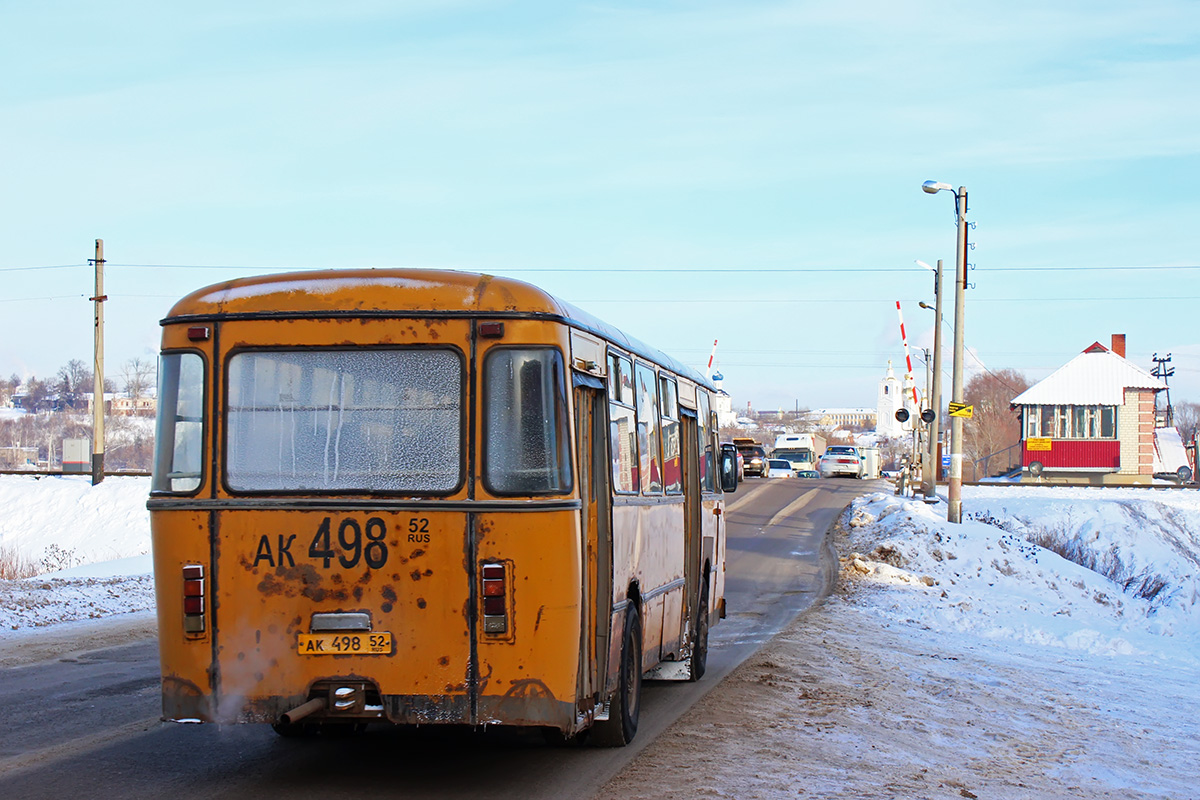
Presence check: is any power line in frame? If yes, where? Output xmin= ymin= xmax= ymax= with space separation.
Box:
xmin=0 ymin=294 xmax=86 ymax=303
xmin=0 ymin=264 xmax=86 ymax=273
xmin=5 ymin=262 xmax=1200 ymax=274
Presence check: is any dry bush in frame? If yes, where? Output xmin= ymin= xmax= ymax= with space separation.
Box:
xmin=0 ymin=542 xmax=37 ymax=580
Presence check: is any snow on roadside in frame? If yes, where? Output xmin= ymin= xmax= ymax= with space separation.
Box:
xmin=599 ymin=486 xmax=1200 ymax=800
xmin=0 ymin=475 xmax=154 ymax=632
xmin=843 ymin=487 xmax=1200 ymax=664
xmin=0 ymin=474 xmax=151 ymax=568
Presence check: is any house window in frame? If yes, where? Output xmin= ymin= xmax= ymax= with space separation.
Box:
xmin=1026 ymin=404 xmax=1117 ymax=440
xmin=1100 ymin=406 xmax=1116 ymax=437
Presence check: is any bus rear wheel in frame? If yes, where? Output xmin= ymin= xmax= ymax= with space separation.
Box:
xmin=688 ymin=581 xmax=709 ymax=682
xmin=591 ymin=606 xmax=642 ymax=747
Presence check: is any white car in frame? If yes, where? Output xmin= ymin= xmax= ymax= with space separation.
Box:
xmin=818 ymin=446 xmax=864 ymax=479
xmin=766 ymin=458 xmax=795 ymax=478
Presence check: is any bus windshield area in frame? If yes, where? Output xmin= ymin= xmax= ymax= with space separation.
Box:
xmin=224 ymin=348 xmax=463 ymax=493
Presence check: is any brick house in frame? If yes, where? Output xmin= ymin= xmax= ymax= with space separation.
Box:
xmin=1010 ymin=334 xmax=1166 ymax=485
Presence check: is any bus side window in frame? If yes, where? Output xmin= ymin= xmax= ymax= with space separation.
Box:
xmin=659 ymin=375 xmax=681 ymax=494
xmin=697 ymin=391 xmax=715 ymax=492
xmin=152 ymin=352 xmax=205 ymax=494
xmin=483 ymin=347 xmax=573 ymax=495
xmin=635 ymin=363 xmax=662 ymax=495
xmin=608 ymin=353 xmax=638 ymax=493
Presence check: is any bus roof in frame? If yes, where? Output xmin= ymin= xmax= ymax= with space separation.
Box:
xmin=163 ymin=268 xmax=716 ymax=391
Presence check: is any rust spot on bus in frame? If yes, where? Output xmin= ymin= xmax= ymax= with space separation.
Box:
xmin=416 ymin=598 xmax=427 ymax=609
xmin=438 ymin=656 xmax=449 ymax=666
xmin=381 ymin=585 xmax=397 ymax=613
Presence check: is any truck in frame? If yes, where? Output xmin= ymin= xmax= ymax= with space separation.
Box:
xmin=771 ymin=433 xmax=826 ymax=473
xmin=731 ymin=437 xmax=769 ymax=477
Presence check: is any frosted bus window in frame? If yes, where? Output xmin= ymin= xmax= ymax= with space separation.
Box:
xmin=153 ymin=352 xmax=205 ymax=494
xmin=225 ymin=349 xmax=463 ymax=493
xmin=483 ymin=348 xmax=572 ymax=495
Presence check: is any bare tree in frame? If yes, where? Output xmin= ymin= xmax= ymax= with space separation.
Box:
xmin=55 ymin=359 xmax=92 ymax=411
xmin=962 ymin=368 xmax=1030 ymax=480
xmin=1174 ymin=400 xmax=1199 ymax=445
xmin=121 ymin=357 xmax=155 ymax=400
xmin=22 ymin=377 xmax=51 ymax=412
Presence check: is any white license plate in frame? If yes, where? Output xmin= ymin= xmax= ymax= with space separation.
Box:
xmin=298 ymin=632 xmax=392 ymax=655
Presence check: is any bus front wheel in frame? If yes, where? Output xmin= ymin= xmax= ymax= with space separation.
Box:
xmin=592 ymin=606 xmax=642 ymax=747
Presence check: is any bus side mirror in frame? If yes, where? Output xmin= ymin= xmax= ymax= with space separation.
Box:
xmin=720 ymin=450 xmax=739 ymax=493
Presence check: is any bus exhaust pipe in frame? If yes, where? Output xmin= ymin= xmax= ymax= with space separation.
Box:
xmin=281 ymin=697 xmax=326 ymax=725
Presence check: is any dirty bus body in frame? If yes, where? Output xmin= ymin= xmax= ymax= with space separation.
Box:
xmin=149 ymin=269 xmax=734 ymax=745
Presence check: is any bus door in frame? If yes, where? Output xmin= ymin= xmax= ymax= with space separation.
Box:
xmin=573 ymin=380 xmax=613 ymax=714
xmin=680 ymin=411 xmax=703 ymax=645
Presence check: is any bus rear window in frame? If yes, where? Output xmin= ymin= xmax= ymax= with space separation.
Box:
xmin=483 ymin=347 xmax=572 ymax=495
xmin=224 ymin=349 xmax=463 ymax=493
xmin=153 ymin=352 xmax=205 ymax=494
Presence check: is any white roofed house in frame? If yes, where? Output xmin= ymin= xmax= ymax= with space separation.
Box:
xmin=1011 ymin=334 xmax=1166 ymax=485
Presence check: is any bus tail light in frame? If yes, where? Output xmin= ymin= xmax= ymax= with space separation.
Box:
xmin=481 ymin=562 xmax=508 ymax=634
xmin=182 ymin=564 xmax=206 ymax=634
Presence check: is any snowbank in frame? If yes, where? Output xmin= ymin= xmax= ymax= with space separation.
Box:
xmin=0 ymin=474 xmax=153 ymax=632
xmin=600 ymin=486 xmax=1200 ymax=800
xmin=844 ymin=488 xmax=1200 ymax=664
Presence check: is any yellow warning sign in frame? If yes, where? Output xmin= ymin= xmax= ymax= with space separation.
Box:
xmin=948 ymin=402 xmax=974 ymax=419
xmin=1027 ymin=437 xmax=1052 ymax=451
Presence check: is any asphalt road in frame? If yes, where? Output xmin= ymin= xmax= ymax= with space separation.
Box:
xmin=0 ymin=478 xmax=877 ymax=800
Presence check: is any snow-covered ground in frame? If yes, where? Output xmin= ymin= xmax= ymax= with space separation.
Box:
xmin=0 ymin=475 xmax=153 ymax=632
xmin=600 ymin=485 xmax=1200 ymax=799
xmin=2 ymin=475 xmax=1200 ymax=796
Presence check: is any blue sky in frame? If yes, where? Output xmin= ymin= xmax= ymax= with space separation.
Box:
xmin=3 ymin=1 xmax=1198 ymax=411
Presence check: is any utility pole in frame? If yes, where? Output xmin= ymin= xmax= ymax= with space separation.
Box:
xmin=924 ymin=260 xmax=944 ymax=503
xmin=1152 ymin=353 xmax=1174 ymax=427
xmin=947 ymin=191 xmax=968 ymax=523
xmin=90 ymin=239 xmax=106 ymax=485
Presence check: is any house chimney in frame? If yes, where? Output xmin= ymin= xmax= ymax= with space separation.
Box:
xmin=1111 ymin=333 xmax=1126 ymax=358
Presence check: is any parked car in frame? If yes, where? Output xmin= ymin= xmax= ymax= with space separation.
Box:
xmin=720 ymin=442 xmax=745 ymax=482
xmin=736 ymin=444 xmax=769 ymax=477
xmin=818 ymin=445 xmax=865 ymax=479
xmin=765 ymin=458 xmax=795 ymax=478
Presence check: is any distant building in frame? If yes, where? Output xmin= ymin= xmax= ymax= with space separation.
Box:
xmin=0 ymin=446 xmax=37 ymax=469
xmin=1010 ymin=334 xmax=1165 ymax=485
xmin=711 ymin=371 xmax=737 ymax=429
xmin=86 ymin=392 xmax=157 ymax=417
xmin=806 ymin=407 xmax=877 ymax=430
xmin=875 ymin=361 xmax=917 ymax=437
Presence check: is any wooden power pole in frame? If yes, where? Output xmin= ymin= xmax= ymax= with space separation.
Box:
xmin=91 ymin=239 xmax=106 ymax=484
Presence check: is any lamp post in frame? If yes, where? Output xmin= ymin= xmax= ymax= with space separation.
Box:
xmin=921 ymin=181 xmax=968 ymax=523
xmin=917 ymin=260 xmax=944 ymax=505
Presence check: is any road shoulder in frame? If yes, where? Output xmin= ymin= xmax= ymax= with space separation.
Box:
xmin=0 ymin=610 xmax=157 ymax=668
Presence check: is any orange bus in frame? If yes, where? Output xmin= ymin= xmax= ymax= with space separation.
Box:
xmin=149 ymin=269 xmax=737 ymax=745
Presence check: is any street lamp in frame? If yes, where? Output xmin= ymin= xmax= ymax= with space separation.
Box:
xmin=916 ymin=260 xmax=944 ymax=506
xmin=921 ymin=181 xmax=968 ymax=523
